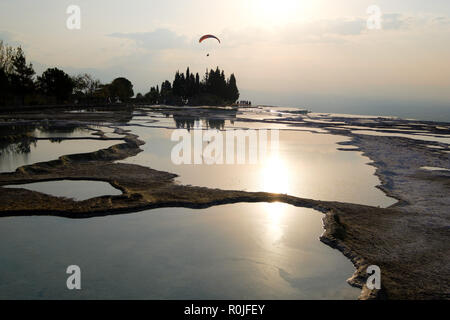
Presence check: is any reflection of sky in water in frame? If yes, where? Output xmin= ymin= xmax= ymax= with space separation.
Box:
xmin=119 ymin=123 xmax=396 ymax=207
xmin=0 ymin=203 xmax=359 ymax=299
xmin=420 ymin=166 xmax=450 ymax=172
xmin=4 ymin=180 xmax=122 ymax=201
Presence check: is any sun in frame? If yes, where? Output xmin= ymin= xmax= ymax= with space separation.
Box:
xmin=251 ymin=0 xmax=307 ymax=26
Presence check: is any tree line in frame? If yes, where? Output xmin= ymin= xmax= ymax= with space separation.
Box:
xmin=0 ymin=40 xmax=240 ymax=107
xmin=0 ymin=41 xmax=134 ymax=106
xmin=138 ymin=67 xmax=240 ymax=106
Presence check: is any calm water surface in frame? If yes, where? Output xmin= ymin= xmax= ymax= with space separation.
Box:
xmin=0 ymin=203 xmax=359 ymax=299
xmin=4 ymin=180 xmax=122 ymax=201
xmin=120 ymin=119 xmax=396 ymax=207
xmin=0 ymin=131 xmax=121 ymax=173
xmin=0 ymin=110 xmax=400 ymax=300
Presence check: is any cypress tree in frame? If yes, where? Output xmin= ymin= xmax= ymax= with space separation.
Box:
xmin=150 ymin=66 xmax=239 ymax=106
xmin=227 ymin=74 xmax=239 ymax=103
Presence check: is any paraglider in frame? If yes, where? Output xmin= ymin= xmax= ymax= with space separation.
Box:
xmin=199 ymin=34 xmax=221 ymax=44
xmin=199 ymin=35 xmax=220 ymax=57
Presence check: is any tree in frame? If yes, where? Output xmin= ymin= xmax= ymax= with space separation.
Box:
xmin=37 ymin=68 xmax=74 ymax=103
xmin=187 ymin=73 xmax=195 ymax=99
xmin=72 ymin=73 xmax=101 ymax=96
xmin=226 ymin=74 xmax=239 ymax=103
xmin=0 ymin=67 xmax=10 ymax=105
xmin=0 ymin=41 xmax=15 ymax=75
xmin=135 ymin=92 xmax=144 ymax=102
xmin=97 ymin=84 xmax=112 ymax=101
xmin=186 ymin=67 xmax=190 ymax=81
xmin=179 ymin=73 xmax=186 ymax=99
xmin=9 ymin=47 xmax=35 ymax=104
xmin=160 ymin=80 xmax=172 ymax=104
xmin=0 ymin=41 xmax=15 ymax=105
xmin=194 ymin=73 xmax=200 ymax=95
xmin=145 ymin=86 xmax=160 ymax=104
xmin=172 ymin=71 xmax=182 ymax=97
xmin=110 ymin=77 xmax=134 ymax=101
xmin=147 ymin=66 xmax=240 ymax=106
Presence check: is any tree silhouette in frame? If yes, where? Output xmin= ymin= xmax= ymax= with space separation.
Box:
xmin=145 ymin=86 xmax=160 ymax=104
xmin=146 ymin=66 xmax=239 ymax=106
xmin=110 ymin=77 xmax=134 ymax=101
xmin=1 ymin=40 xmax=239 ymax=107
xmin=226 ymin=74 xmax=239 ymax=102
xmin=37 ymin=68 xmax=74 ymax=103
xmin=0 ymin=67 xmax=9 ymax=105
xmin=194 ymin=73 xmax=200 ymax=95
xmin=72 ymin=73 xmax=102 ymax=96
xmin=9 ymin=47 xmax=35 ymax=104
xmin=0 ymin=41 xmax=15 ymax=74
xmin=135 ymin=93 xmax=145 ymax=102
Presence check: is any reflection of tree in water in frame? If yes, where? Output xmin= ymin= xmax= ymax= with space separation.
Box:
xmin=39 ymin=124 xmax=79 ymax=135
xmin=165 ymin=108 xmax=237 ymax=131
xmin=173 ymin=116 xmax=198 ymax=131
xmin=172 ymin=117 xmax=227 ymax=131
xmin=0 ymin=122 xmax=86 ymax=156
xmin=0 ymin=124 xmax=35 ymax=137
xmin=0 ymin=138 xmax=37 ymax=156
xmin=0 ymin=124 xmax=37 ymax=156
xmin=205 ymin=119 xmax=225 ymax=130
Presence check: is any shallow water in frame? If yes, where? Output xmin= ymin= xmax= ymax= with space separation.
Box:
xmin=420 ymin=166 xmax=450 ymax=172
xmin=4 ymin=180 xmax=122 ymax=201
xmin=120 ymin=122 xmax=396 ymax=207
xmin=0 ymin=203 xmax=359 ymax=299
xmin=31 ymin=127 xmax=96 ymax=138
xmin=0 ymin=110 xmax=399 ymax=300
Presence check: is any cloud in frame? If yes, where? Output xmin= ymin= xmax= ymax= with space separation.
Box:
xmin=108 ymin=28 xmax=189 ymax=50
xmin=218 ymin=26 xmax=270 ymax=47
xmin=273 ymin=13 xmax=450 ymax=45
xmin=382 ymin=13 xmax=408 ymax=30
xmin=300 ymin=14 xmax=410 ymax=37
xmin=381 ymin=13 xmax=450 ymax=31
xmin=106 ymin=13 xmax=450 ymax=52
xmin=431 ymin=16 xmax=450 ymax=26
xmin=321 ymin=18 xmax=366 ymax=35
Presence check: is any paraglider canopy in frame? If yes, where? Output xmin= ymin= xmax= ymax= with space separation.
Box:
xmin=199 ymin=34 xmax=221 ymax=43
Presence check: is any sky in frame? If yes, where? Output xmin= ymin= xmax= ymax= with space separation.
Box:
xmin=1 ymin=0 xmax=450 ymax=120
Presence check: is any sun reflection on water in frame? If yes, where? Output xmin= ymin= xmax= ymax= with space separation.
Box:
xmin=259 ymin=152 xmax=291 ymax=247
xmin=262 ymin=155 xmax=290 ymax=195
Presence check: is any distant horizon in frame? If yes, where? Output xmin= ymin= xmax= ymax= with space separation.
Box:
xmin=247 ymin=96 xmax=450 ymax=122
